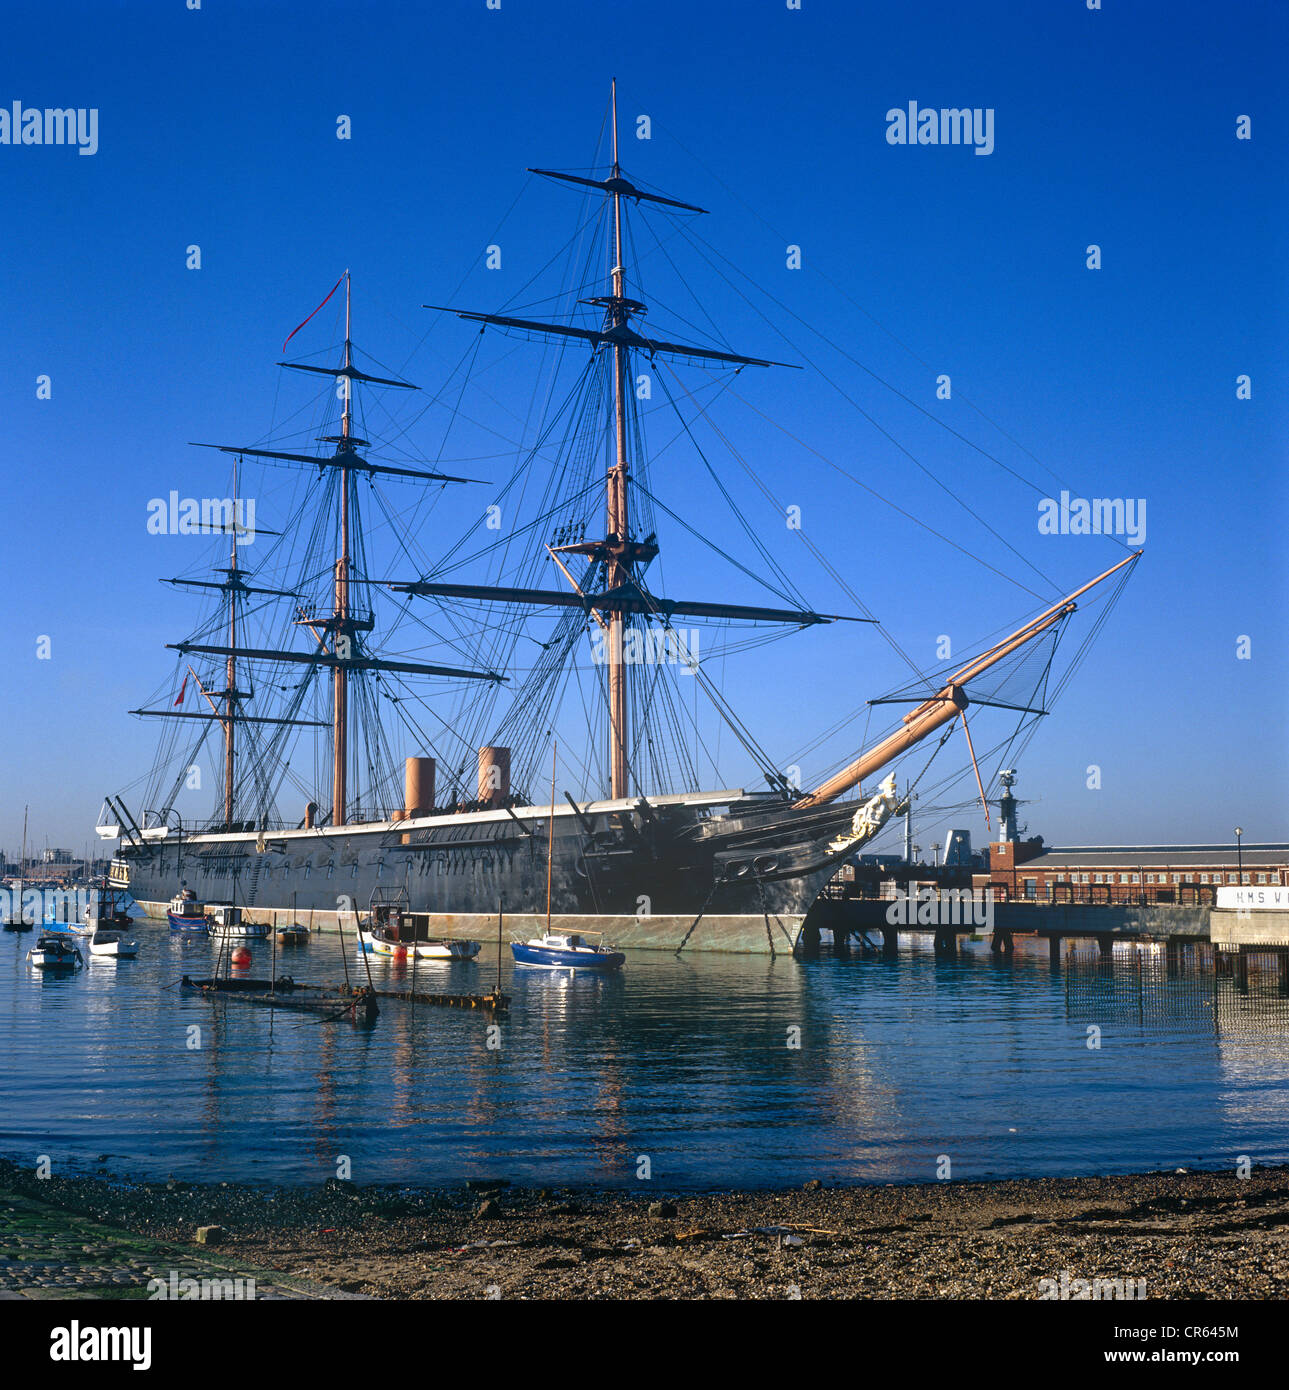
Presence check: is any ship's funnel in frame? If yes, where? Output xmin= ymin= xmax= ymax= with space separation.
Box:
xmin=404 ymin=756 xmax=436 ymax=819
xmin=477 ymin=746 xmax=510 ymax=808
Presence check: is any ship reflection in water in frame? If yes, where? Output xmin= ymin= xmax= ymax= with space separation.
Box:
xmin=1 ymin=930 xmax=1286 ymax=1189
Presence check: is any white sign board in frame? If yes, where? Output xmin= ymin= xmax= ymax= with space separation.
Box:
xmin=1217 ymin=886 xmax=1289 ymax=911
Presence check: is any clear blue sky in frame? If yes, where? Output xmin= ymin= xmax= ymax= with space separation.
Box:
xmin=2 ymin=0 xmax=1285 ymax=859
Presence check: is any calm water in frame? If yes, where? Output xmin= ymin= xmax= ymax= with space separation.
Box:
xmin=2 ymin=926 xmax=1287 ymax=1189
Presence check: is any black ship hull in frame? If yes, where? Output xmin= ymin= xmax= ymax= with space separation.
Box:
xmin=114 ymin=790 xmax=868 ymax=954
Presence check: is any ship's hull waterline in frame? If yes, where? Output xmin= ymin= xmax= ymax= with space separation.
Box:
xmin=114 ymin=790 xmax=863 ymax=955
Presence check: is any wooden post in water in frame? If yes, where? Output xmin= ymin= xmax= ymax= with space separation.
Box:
xmin=357 ymin=903 xmax=377 ymax=994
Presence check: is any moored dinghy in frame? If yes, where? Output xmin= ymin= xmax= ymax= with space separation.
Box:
xmin=275 ymin=894 xmax=309 ymax=946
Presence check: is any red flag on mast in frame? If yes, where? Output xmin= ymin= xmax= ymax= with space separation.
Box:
xmin=282 ymin=270 xmax=347 ymax=353
xmin=174 ymin=675 xmax=188 ymax=707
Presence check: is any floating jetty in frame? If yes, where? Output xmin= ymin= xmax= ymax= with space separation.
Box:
xmin=180 ymin=973 xmax=510 ymax=1019
xmin=365 ymin=983 xmax=510 ymax=1012
xmin=181 ymin=975 xmax=378 ymax=1024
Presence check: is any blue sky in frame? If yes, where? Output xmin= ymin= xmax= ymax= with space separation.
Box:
xmin=2 ymin=0 xmax=1285 ymax=858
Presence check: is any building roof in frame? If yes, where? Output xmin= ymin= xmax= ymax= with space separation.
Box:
xmin=1019 ymin=844 xmax=1288 ymax=870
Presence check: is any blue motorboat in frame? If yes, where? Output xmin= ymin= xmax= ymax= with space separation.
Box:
xmin=510 ymin=931 xmax=625 ymax=972
xmin=166 ymin=890 xmax=210 ymax=933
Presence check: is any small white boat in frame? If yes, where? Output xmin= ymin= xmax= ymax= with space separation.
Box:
xmin=207 ymin=905 xmax=271 ymax=940
xmin=27 ymin=934 xmax=84 ymax=970
xmin=88 ymin=927 xmax=138 ymax=959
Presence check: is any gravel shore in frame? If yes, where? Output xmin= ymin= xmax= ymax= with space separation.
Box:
xmin=2 ymin=1159 xmax=1285 ymax=1300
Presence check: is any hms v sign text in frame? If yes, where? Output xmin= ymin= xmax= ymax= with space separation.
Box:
xmin=1217 ymin=887 xmax=1289 ymax=911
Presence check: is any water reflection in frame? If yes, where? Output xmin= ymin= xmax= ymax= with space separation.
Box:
xmin=1 ymin=926 xmax=1287 ymax=1188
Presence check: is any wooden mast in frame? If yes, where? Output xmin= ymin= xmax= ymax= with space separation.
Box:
xmin=607 ymin=79 xmax=630 ymax=800
xmin=333 ymin=270 xmax=352 ymax=828
xmin=793 ymin=551 xmax=1142 ymax=809
xmin=224 ymin=457 xmax=239 ymax=826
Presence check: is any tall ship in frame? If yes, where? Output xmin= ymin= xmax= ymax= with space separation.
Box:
xmin=101 ymin=86 xmax=1140 ymax=953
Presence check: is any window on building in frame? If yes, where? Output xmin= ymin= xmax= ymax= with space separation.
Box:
xmin=1130 ymin=874 xmax=1139 ymax=884
xmin=1256 ymin=873 xmax=1266 ymax=884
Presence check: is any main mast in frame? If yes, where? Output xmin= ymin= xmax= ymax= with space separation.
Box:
xmin=606 ymin=80 xmax=630 ymax=799
xmin=224 ymin=458 xmax=239 ymax=825
xmin=333 ymin=272 xmax=353 ymax=826
xmin=407 ymin=86 xmax=822 ymax=801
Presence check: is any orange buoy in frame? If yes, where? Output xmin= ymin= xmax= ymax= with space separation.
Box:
xmin=231 ymin=946 xmax=252 ymax=968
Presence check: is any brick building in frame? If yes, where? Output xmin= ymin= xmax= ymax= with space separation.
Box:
xmin=976 ymin=840 xmax=1288 ymax=905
